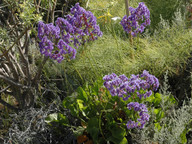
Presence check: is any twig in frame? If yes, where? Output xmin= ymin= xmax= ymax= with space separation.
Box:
xmin=0 ymin=27 xmax=30 ymax=58
xmin=4 ymin=52 xmax=19 ymax=80
xmin=46 ymin=0 xmax=51 ymax=23
xmin=0 ymin=98 xmax=19 ymax=112
xmin=0 ymin=85 xmax=11 ymax=93
xmin=0 ymin=74 xmax=30 ymax=89
xmin=1 ymin=63 xmax=11 ymax=76
xmin=125 ymin=0 xmax=133 ymax=44
xmin=17 ymin=42 xmax=31 ymax=82
xmin=37 ymin=0 xmax=42 ymax=12
xmin=32 ymin=56 xmax=49 ymax=86
xmin=9 ymin=53 xmax=25 ymax=77
xmin=51 ymin=0 xmax=57 ymax=23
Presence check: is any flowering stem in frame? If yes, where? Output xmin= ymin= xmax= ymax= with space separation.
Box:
xmin=125 ymin=0 xmax=133 ymax=45
xmin=32 ymin=56 xmax=49 ymax=86
xmin=136 ymin=35 xmax=139 ymax=50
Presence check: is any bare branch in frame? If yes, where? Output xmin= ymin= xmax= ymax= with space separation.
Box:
xmin=32 ymin=56 xmax=49 ymax=86
xmin=0 ymin=85 xmax=11 ymax=93
xmin=0 ymin=67 xmax=10 ymax=77
xmin=0 ymin=74 xmax=31 ymax=89
xmin=1 ymin=63 xmax=11 ymax=75
xmin=4 ymin=52 xmax=19 ymax=80
xmin=0 ymin=27 xmax=30 ymax=58
xmin=23 ymin=31 xmax=30 ymax=55
xmin=51 ymin=0 xmax=57 ymax=23
xmin=0 ymin=97 xmax=19 ymax=112
xmin=37 ymin=0 xmax=42 ymax=13
xmin=9 ymin=53 xmax=26 ymax=78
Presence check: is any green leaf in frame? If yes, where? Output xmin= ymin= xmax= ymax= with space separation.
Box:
xmin=180 ymin=128 xmax=187 ymax=144
xmin=77 ymin=87 xmax=88 ymax=102
xmin=73 ymin=126 xmax=85 ymax=137
xmin=169 ymin=95 xmax=177 ymax=104
xmin=108 ymin=136 xmax=128 ymax=144
xmin=45 ymin=113 xmax=58 ymax=123
xmin=87 ymin=117 xmax=99 ymax=142
xmin=119 ymin=137 xmax=128 ymax=144
xmin=58 ymin=113 xmax=69 ymax=124
xmin=154 ymin=122 xmax=162 ymax=131
xmin=77 ymin=99 xmax=84 ymax=110
xmin=77 ymin=99 xmax=87 ymax=117
xmin=89 ymin=127 xmax=100 ymax=142
xmin=109 ymin=123 xmax=126 ymax=140
xmin=146 ymin=94 xmax=155 ymax=102
xmin=154 ymin=108 xmax=164 ymax=121
xmin=87 ymin=117 xmax=99 ymax=128
xmin=106 ymin=113 xmax=113 ymax=123
xmin=154 ymin=93 xmax=162 ymax=106
xmin=69 ymin=104 xmax=78 ymax=116
xmin=62 ymin=95 xmax=77 ymax=108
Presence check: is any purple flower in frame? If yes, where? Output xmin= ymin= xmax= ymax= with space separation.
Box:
xmin=103 ymin=70 xmax=159 ymax=100
xmin=120 ymin=2 xmax=150 ymax=37
xmin=66 ymin=3 xmax=103 ymax=43
xmin=38 ymin=3 xmax=102 ymax=63
xmin=126 ymin=102 xmax=150 ymax=129
xmin=126 ymin=120 xmax=138 ymax=129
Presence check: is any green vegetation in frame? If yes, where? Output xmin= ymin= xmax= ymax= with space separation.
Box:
xmin=1 ymin=0 xmax=192 ymax=143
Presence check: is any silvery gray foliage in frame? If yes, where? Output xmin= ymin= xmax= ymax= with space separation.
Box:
xmin=152 ymin=99 xmax=192 ymax=144
xmin=4 ymin=102 xmax=76 ymax=144
xmin=132 ymin=72 xmax=192 ymax=144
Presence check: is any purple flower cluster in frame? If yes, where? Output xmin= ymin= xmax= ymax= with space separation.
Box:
xmin=120 ymin=2 xmax=150 ymax=37
xmin=38 ymin=21 xmax=76 ymax=63
xmin=66 ymin=3 xmax=103 ymax=45
xmin=103 ymin=70 xmax=159 ymax=100
xmin=38 ymin=3 xmax=102 ymax=63
xmin=126 ymin=102 xmax=150 ymax=129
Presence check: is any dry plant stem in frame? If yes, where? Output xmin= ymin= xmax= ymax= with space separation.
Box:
xmin=63 ymin=0 xmax=69 ymax=15
xmin=1 ymin=63 xmax=11 ymax=76
xmin=125 ymin=0 xmax=133 ymax=45
xmin=34 ymin=0 xmax=41 ymax=13
xmin=32 ymin=56 xmax=49 ymax=86
xmin=4 ymin=52 xmax=19 ymax=80
xmin=0 ymin=68 xmax=9 ymax=77
xmin=0 ymin=98 xmax=19 ymax=112
xmin=17 ymin=40 xmax=31 ymax=82
xmin=46 ymin=0 xmax=51 ymax=23
xmin=23 ymin=31 xmax=30 ymax=55
xmin=0 ymin=86 xmax=19 ymax=112
xmin=125 ymin=0 xmax=134 ymax=59
xmin=0 ymin=27 xmax=30 ymax=58
xmin=0 ymin=75 xmax=30 ymax=89
xmin=9 ymin=53 xmax=25 ymax=78
xmin=51 ymin=0 xmax=57 ymax=23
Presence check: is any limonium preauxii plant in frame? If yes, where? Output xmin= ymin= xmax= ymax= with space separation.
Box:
xmin=103 ymin=70 xmax=159 ymax=129
xmin=38 ymin=3 xmax=102 ymax=63
xmin=120 ymin=2 xmax=150 ymax=37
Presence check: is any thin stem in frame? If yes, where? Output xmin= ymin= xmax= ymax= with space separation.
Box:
xmin=125 ymin=0 xmax=133 ymax=44
xmin=0 ymin=27 xmax=30 ymax=58
xmin=51 ymin=0 xmax=57 ymax=23
xmin=32 ymin=56 xmax=49 ymax=86
xmin=0 ymin=90 xmax=19 ymax=112
xmin=0 ymin=75 xmax=31 ymax=89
